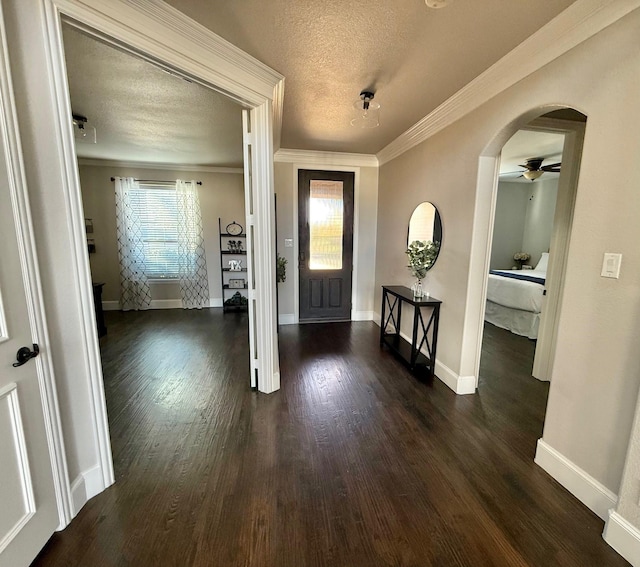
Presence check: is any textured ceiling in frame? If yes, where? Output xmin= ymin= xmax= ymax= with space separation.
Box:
xmin=64 ymin=0 xmax=580 ymax=166
xmin=166 ymin=0 xmax=577 ymax=154
xmin=63 ymin=25 xmax=243 ymax=167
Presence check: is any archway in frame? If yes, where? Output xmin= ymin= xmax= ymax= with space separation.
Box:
xmin=461 ymin=105 xmax=586 ymax=397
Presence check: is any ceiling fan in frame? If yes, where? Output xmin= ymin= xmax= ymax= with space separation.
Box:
xmin=515 ymin=157 xmax=562 ymax=181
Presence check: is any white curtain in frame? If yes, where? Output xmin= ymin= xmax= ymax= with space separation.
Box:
xmin=176 ymin=180 xmax=210 ymax=309
xmin=114 ymin=177 xmax=152 ymax=311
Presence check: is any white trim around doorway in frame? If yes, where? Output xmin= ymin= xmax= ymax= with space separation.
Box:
xmin=35 ymin=0 xmax=283 ymax=522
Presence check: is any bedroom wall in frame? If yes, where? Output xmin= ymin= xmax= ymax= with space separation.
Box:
xmin=78 ymin=162 xmax=245 ymax=307
xmin=522 ymin=177 xmax=558 ymax=267
xmin=490 ymin=181 xmax=528 ymax=269
xmin=490 ymin=177 xmax=558 ymax=270
xmin=374 ymin=6 xmax=640 ymax=513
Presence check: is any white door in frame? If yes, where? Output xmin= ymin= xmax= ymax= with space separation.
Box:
xmin=0 ymin=7 xmax=61 ymax=566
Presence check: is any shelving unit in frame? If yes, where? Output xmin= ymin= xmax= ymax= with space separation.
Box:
xmin=219 ymin=218 xmax=248 ymax=312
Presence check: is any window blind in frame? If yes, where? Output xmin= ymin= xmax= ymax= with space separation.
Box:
xmin=129 ymin=186 xmax=179 ymax=279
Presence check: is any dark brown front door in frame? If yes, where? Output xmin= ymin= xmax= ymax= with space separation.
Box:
xmin=298 ymin=170 xmax=354 ymax=322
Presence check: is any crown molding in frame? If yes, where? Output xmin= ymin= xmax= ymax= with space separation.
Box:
xmin=377 ymin=0 xmax=640 ymax=165
xmin=56 ymin=0 xmax=283 ymax=105
xmin=275 ymin=148 xmax=378 ymax=167
xmin=77 ymin=158 xmax=243 ymax=174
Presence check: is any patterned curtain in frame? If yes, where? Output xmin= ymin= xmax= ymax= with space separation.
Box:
xmin=176 ymin=180 xmax=210 ymax=309
xmin=114 ymin=177 xmax=152 ymax=311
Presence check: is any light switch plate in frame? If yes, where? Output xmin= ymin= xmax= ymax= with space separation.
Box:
xmin=601 ymin=253 xmax=622 ymax=279
xmin=284 ymin=238 xmax=293 ymax=248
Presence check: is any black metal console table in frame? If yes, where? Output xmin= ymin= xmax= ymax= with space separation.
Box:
xmin=380 ymin=285 xmax=441 ymax=377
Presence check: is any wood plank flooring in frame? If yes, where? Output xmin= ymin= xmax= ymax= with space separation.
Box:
xmin=32 ymin=311 xmax=628 ymax=566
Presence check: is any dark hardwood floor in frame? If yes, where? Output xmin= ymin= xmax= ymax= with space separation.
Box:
xmin=32 ymin=311 xmax=628 ymax=567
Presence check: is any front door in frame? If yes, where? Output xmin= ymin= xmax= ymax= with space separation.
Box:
xmin=0 ymin=11 xmax=61 ymax=565
xmin=298 ymin=170 xmax=354 ymax=322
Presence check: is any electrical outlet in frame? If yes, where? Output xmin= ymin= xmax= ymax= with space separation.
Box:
xmin=284 ymin=238 xmax=293 ymax=248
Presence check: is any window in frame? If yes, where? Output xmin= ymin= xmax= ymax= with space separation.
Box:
xmin=308 ymin=179 xmax=344 ymax=270
xmin=129 ymin=185 xmax=180 ymax=279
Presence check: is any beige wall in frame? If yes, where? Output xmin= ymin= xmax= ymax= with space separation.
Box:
xmin=375 ymin=7 xmax=640 ymax=501
xmin=274 ymin=161 xmax=379 ymax=320
xmin=79 ymin=163 xmax=244 ymax=305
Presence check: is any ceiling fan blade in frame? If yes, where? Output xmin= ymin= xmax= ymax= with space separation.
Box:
xmin=541 ymin=162 xmax=562 ymax=172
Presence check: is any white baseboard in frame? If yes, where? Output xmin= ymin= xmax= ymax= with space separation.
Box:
xmin=102 ymin=300 xmax=120 ymax=311
xmin=434 ymin=359 xmax=476 ymax=395
xmin=69 ymin=464 xmax=104 ymax=517
xmin=104 ymin=298 xmax=223 ymax=310
xmin=535 ymin=439 xmax=617 ymax=520
xmin=352 ymin=310 xmax=374 ymax=321
xmin=279 ymin=313 xmax=295 ymax=325
xmin=375 ymin=313 xmax=476 ymax=394
xmin=604 ymin=510 xmax=640 ymax=567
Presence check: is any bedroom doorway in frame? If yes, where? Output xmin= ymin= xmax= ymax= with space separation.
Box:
xmin=479 ymin=109 xmax=586 ymax=393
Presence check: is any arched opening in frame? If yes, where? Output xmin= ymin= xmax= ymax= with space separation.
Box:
xmin=462 ymin=104 xmax=587 ymax=443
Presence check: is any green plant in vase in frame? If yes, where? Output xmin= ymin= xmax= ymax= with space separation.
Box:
xmin=406 ymin=240 xmax=440 ymax=298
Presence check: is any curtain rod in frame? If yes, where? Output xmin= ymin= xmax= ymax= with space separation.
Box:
xmin=110 ymin=177 xmax=202 ymax=185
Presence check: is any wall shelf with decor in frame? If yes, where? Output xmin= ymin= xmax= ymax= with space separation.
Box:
xmin=219 ymin=218 xmax=248 ymax=312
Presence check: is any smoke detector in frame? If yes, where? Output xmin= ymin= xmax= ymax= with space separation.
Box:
xmin=425 ymin=0 xmax=452 ymax=8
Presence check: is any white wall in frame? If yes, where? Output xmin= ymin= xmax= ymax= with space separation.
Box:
xmin=79 ymin=163 xmax=245 ymax=306
xmin=374 ymin=7 xmax=640 ymax=510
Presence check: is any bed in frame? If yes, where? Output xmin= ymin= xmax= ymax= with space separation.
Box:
xmin=484 ymin=253 xmax=548 ymax=339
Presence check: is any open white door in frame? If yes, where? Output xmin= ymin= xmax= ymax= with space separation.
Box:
xmin=0 ymin=5 xmax=64 ymax=565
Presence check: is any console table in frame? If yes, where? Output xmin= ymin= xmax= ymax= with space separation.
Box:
xmin=380 ymin=285 xmax=441 ymax=377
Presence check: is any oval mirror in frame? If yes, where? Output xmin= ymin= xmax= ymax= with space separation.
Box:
xmin=407 ymin=201 xmax=442 ymax=270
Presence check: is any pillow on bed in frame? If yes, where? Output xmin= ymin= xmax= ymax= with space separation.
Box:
xmin=535 ymin=252 xmax=549 ymax=272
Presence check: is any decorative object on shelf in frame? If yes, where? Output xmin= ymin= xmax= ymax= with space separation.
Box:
xmin=513 ymin=251 xmax=530 ymax=269
xmin=229 ymin=278 xmax=245 ymax=289
xmin=406 ymin=239 xmax=440 ymax=297
xmin=225 ymin=221 xmax=244 ymax=236
xmin=351 ymin=90 xmax=380 ymax=129
xmin=228 ymin=259 xmax=242 ymax=271
xmin=224 ymin=291 xmax=248 ymax=306
xmin=276 ymin=254 xmax=287 ymax=283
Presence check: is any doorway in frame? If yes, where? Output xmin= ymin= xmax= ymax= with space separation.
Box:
xmin=298 ymin=170 xmax=354 ymax=322
xmin=474 ymin=108 xmax=586 ymax=446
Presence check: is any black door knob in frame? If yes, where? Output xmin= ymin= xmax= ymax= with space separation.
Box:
xmin=13 ymin=344 xmax=39 ymax=367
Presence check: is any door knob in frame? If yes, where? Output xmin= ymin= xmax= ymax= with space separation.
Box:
xmin=13 ymin=344 xmax=39 ymax=367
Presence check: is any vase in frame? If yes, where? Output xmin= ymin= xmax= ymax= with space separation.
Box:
xmin=413 ymin=279 xmax=424 ymax=298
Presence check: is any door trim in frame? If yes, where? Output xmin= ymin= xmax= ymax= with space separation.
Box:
xmin=0 ymin=3 xmax=72 ymax=528
xmin=292 ymin=165 xmax=361 ymax=324
xmin=17 ymin=0 xmax=284 ymax=525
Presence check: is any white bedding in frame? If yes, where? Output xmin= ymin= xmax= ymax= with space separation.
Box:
xmin=486 ymin=269 xmax=546 ymax=313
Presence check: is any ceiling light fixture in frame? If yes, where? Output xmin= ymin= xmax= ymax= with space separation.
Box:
xmin=350 ymin=91 xmax=380 ymax=129
xmin=72 ymin=114 xmax=97 ymax=144
xmin=522 ymin=170 xmax=544 ymax=181
xmin=425 ymin=0 xmax=452 ymax=8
